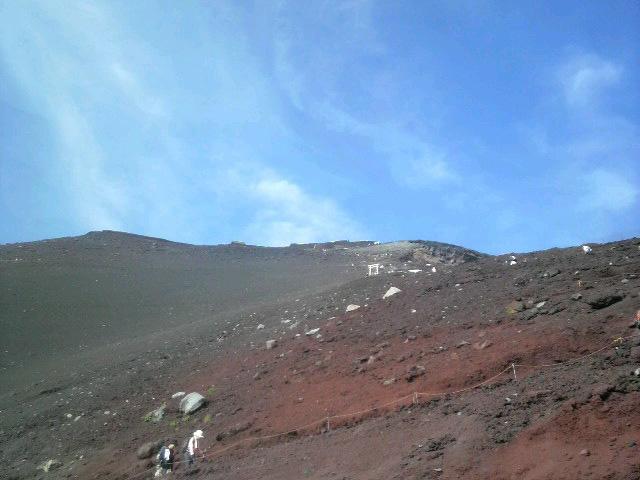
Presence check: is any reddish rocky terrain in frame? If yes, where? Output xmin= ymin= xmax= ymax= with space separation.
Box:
xmin=1 ymin=232 xmax=639 ymax=479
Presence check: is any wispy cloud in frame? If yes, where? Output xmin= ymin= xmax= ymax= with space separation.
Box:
xmin=1 ymin=2 xmax=137 ymax=230
xmin=578 ymin=169 xmax=638 ymax=212
xmin=0 ymin=0 xmax=199 ymax=239
xmin=558 ymin=53 xmax=622 ymax=108
xmin=315 ymin=102 xmax=458 ymax=187
xmin=272 ymin=1 xmax=457 ymax=189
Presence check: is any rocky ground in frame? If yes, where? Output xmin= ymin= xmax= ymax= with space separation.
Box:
xmin=1 ymin=232 xmax=639 ymax=479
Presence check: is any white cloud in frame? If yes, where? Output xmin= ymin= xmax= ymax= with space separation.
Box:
xmin=248 ymin=173 xmax=366 ymax=246
xmin=559 ymin=54 xmax=622 ymax=108
xmin=210 ymin=167 xmax=365 ymax=246
xmin=579 ymin=169 xmax=638 ymax=212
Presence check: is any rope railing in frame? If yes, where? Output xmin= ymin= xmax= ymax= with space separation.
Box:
xmin=124 ymin=331 xmax=640 ymax=479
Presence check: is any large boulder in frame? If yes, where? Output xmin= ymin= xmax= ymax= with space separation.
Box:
xmin=136 ymin=440 xmax=162 ymax=459
xmin=585 ymin=291 xmax=625 ymax=309
xmin=179 ymin=392 xmax=207 ymax=415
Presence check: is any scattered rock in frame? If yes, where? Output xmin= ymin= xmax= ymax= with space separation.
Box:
xmin=172 ymin=391 xmax=186 ymax=398
xmin=145 ymin=404 xmax=165 ymax=423
xmin=38 ymin=459 xmax=62 ymax=472
xmin=346 ymin=304 xmax=360 ymax=312
xmin=382 ymin=378 xmax=396 ymax=386
xmin=456 ymin=340 xmax=470 ymax=348
xmin=520 ymin=308 xmax=539 ymax=321
xmin=585 ymin=291 xmax=625 ymax=309
xmin=535 ymin=301 xmax=547 ymax=308
xmin=179 ymin=392 xmax=207 ymax=415
xmin=634 ymin=368 xmax=640 ymax=377
xmin=629 ymin=347 xmax=640 ymax=361
xmin=543 ymin=269 xmax=561 ymax=278
xmin=406 ymin=365 xmax=426 ymax=382
xmin=215 ymin=420 xmax=253 ymax=441
xmin=621 ymin=278 xmax=629 ymax=284
xmin=137 ymin=440 xmax=162 ymax=459
xmin=256 ymin=324 xmax=265 ymax=330
xmin=265 ymin=339 xmax=277 ymax=349
xmin=579 ymin=448 xmax=590 ymax=456
xmin=506 ymin=301 xmax=525 ymax=314
xmin=305 ymin=328 xmax=320 ymax=336
xmin=571 ymin=293 xmax=582 ymax=301
xmin=472 ymin=340 xmax=492 ymax=350
xmin=383 ymin=287 xmax=402 ymax=299
xmin=591 ymin=383 xmax=613 ymax=401
xmin=424 ymin=434 xmax=456 ymax=452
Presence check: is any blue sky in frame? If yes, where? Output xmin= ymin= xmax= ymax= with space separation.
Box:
xmin=1 ymin=0 xmax=638 ymax=253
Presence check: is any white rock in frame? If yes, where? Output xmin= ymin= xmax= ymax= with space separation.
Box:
xmin=634 ymin=368 xmax=640 ymax=377
xmin=266 ymin=339 xmax=277 ymax=349
xmin=171 ymin=391 xmax=186 ymax=399
xmin=408 ymin=269 xmax=422 ymax=273
xmin=383 ymin=287 xmax=402 ymax=299
xmin=509 ymin=260 xmax=517 ymax=266
xmin=305 ymin=328 xmax=320 ymax=336
xmin=582 ymin=245 xmax=592 ymax=254
xmin=179 ymin=392 xmax=207 ymax=414
xmin=38 ymin=459 xmax=62 ymax=472
xmin=431 ymin=266 xmax=437 ymax=273
xmin=257 ymin=324 xmax=265 ymax=330
xmin=536 ymin=301 xmax=546 ymax=308
xmin=346 ymin=304 xmax=360 ymax=312
xmin=411 ymin=309 xmax=417 ymax=313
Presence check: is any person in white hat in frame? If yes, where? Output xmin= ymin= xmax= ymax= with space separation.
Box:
xmin=185 ymin=430 xmax=204 ymax=468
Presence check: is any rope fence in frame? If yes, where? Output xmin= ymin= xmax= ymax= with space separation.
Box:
xmin=125 ymin=331 xmax=640 ymax=479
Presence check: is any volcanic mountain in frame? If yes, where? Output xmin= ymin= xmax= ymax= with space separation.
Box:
xmin=1 ymin=231 xmax=638 ymax=479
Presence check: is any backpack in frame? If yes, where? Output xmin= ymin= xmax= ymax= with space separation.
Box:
xmin=157 ymin=446 xmax=167 ymax=465
xmin=181 ymin=438 xmax=190 ymax=453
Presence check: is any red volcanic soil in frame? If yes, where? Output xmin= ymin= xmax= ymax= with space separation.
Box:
xmin=1 ymin=233 xmax=640 ymax=479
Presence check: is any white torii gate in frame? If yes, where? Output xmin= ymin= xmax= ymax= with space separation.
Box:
xmin=368 ymin=263 xmax=380 ymax=275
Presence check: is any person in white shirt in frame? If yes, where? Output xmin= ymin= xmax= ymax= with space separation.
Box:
xmin=185 ymin=430 xmax=204 ymax=468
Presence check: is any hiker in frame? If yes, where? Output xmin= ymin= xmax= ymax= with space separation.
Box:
xmin=184 ymin=429 xmax=204 ymax=468
xmin=155 ymin=444 xmax=175 ymax=476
